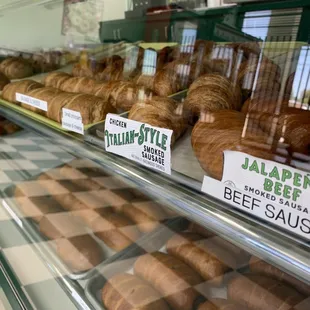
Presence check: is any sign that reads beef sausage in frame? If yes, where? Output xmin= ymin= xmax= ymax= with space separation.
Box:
xmin=104 ymin=114 xmax=172 ymax=175
xmin=202 ymin=151 xmax=310 ymax=240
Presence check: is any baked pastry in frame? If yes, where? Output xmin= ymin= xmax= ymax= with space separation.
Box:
xmin=134 ymin=251 xmax=203 ymax=310
xmin=91 ymin=207 xmax=140 ymax=251
xmin=229 ymin=41 xmax=261 ymax=59
xmin=44 ymin=72 xmax=72 ymax=88
xmin=228 ymin=274 xmax=308 ymax=310
xmin=0 ymin=72 xmax=10 ymax=90
xmin=128 ymin=96 xmax=187 ymax=143
xmin=250 ymin=256 xmax=310 ymax=296
xmin=134 ymin=73 xmax=156 ymax=91
xmin=63 ymin=93 xmax=115 ymax=125
xmin=198 ymin=299 xmax=245 ymax=310
xmin=238 ymin=57 xmax=281 ymax=93
xmin=188 ymin=222 xmax=214 ymax=238
xmin=102 ymin=273 xmax=170 ymax=310
xmin=22 ymin=87 xmax=61 ymax=116
xmin=191 ymin=110 xmax=274 ymax=179
xmin=166 ymin=232 xmax=229 ymax=285
xmin=59 ymin=76 xmax=99 ymax=94
xmin=0 ymin=57 xmax=34 ymax=79
xmin=185 ymin=74 xmax=242 ymax=116
xmin=2 ymin=80 xmax=43 ymax=104
xmin=56 ymin=235 xmax=102 ymax=272
xmin=116 ymin=201 xmax=168 ymax=233
xmin=108 ymin=81 xmax=153 ymax=111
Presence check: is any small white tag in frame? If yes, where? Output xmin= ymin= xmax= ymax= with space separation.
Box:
xmin=202 ymin=176 xmax=310 ymax=241
xmin=62 ymin=108 xmax=83 ymax=122
xmin=61 ymin=108 xmax=84 ymax=135
xmin=62 ymin=119 xmax=84 ymax=135
xmin=105 ymin=113 xmax=172 ymax=175
xmin=16 ymin=93 xmax=47 ymax=112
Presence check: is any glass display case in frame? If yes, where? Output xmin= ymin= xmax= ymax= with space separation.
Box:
xmin=0 ymin=0 xmax=309 ymax=309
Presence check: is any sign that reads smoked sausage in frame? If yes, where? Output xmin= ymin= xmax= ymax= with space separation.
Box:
xmin=104 ymin=114 xmax=172 ymax=175
xmin=202 ymin=151 xmax=310 ymax=240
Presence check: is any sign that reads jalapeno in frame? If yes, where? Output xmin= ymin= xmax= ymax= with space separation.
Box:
xmin=222 ymin=151 xmax=310 ymax=211
xmin=104 ymin=114 xmax=172 ymax=175
xmin=201 ymin=150 xmax=310 ymax=240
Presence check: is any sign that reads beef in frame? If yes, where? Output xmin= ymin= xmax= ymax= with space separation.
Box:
xmin=104 ymin=114 xmax=172 ymax=175
xmin=202 ymin=151 xmax=310 ymax=240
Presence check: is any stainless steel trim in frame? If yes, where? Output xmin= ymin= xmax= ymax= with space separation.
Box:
xmin=0 ymin=105 xmax=309 ymax=286
xmin=0 ymin=263 xmax=29 ymax=310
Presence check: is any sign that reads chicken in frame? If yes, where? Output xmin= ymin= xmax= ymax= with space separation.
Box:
xmin=104 ymin=114 xmax=172 ymax=175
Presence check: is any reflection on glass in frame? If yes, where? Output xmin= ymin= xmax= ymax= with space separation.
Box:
xmin=142 ymin=49 xmax=157 ymax=76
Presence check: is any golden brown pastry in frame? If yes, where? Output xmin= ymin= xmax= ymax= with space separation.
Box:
xmin=166 ymin=232 xmax=229 ymax=285
xmin=134 ymin=73 xmax=155 ymax=91
xmin=134 ymin=251 xmax=203 ymax=310
xmin=56 ymin=235 xmax=102 ymax=272
xmin=185 ymin=74 xmax=242 ymax=116
xmin=116 ymin=201 xmax=168 ymax=233
xmin=2 ymin=80 xmax=43 ymax=104
xmin=15 ymin=195 xmax=64 ymax=223
xmin=260 ymin=110 xmax=310 ymax=155
xmin=153 ymin=69 xmax=180 ymax=97
xmin=92 ymin=80 xmax=119 ymax=101
xmin=108 ymin=81 xmax=152 ymax=111
xmin=128 ymin=96 xmax=187 ymax=144
xmin=249 ymin=256 xmax=310 ymax=296
xmin=198 ymin=299 xmax=246 ymax=310
xmin=72 ymin=59 xmax=107 ymax=78
xmin=95 ymin=57 xmax=124 ymax=82
xmin=44 ymin=72 xmax=72 ymax=88
xmin=191 ymin=110 xmax=274 ymax=180
xmin=22 ymin=87 xmax=62 ymax=116
xmin=63 ymin=93 xmax=115 ymax=125
xmin=0 ymin=57 xmax=34 ymax=79
xmin=58 ymin=165 xmax=101 ymax=191
xmin=237 ymin=58 xmax=281 ymax=93
xmin=0 ymin=72 xmax=10 ymax=90
xmin=228 ymin=274 xmax=307 ymax=310
xmin=188 ymin=222 xmax=214 ymax=238
xmin=91 ymin=207 xmax=140 ymax=251
xmin=59 ymin=76 xmax=99 ymax=94
xmin=102 ymin=273 xmax=171 ymax=310
xmin=0 ymin=119 xmax=20 ymax=134
xmin=47 ymin=92 xmax=77 ymax=122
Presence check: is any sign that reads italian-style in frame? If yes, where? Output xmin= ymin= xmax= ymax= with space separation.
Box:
xmin=104 ymin=114 xmax=172 ymax=175
xmin=202 ymin=151 xmax=310 ymax=240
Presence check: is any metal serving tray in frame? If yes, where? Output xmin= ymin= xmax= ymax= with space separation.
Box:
xmin=2 ymin=166 xmax=182 ymax=281
xmin=85 ymin=219 xmax=253 ymax=310
xmin=85 ymin=217 xmax=190 ymax=310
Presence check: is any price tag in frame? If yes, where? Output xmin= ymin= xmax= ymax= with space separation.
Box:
xmin=61 ymin=108 xmax=84 ymax=135
xmin=202 ymin=151 xmax=310 ymax=240
xmin=105 ymin=114 xmax=172 ymax=175
xmin=16 ymin=93 xmax=47 ymax=112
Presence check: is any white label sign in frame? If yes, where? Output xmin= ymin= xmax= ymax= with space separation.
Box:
xmin=61 ymin=108 xmax=84 ymax=135
xmin=16 ymin=93 xmax=47 ymax=112
xmin=62 ymin=108 xmax=83 ymax=123
xmin=104 ymin=114 xmax=172 ymax=175
xmin=202 ymin=176 xmax=310 ymax=240
xmin=202 ymin=150 xmax=310 ymax=240
xmin=222 ymin=151 xmax=310 ymax=211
